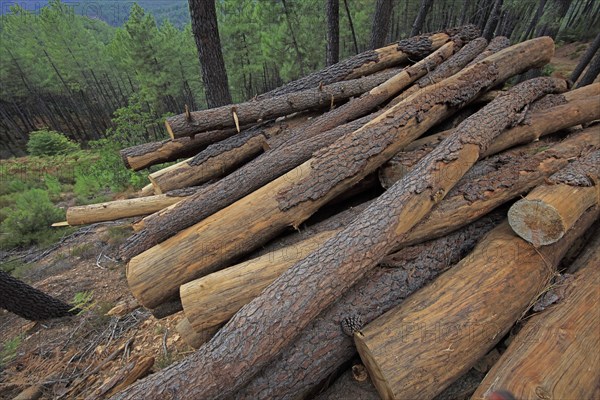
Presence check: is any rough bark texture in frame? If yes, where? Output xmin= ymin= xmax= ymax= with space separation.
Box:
xmin=369 ymin=0 xmax=394 ymax=49
xmin=166 ymin=69 xmax=399 ymax=138
xmin=233 ymin=215 xmax=502 ymax=400
xmin=482 ymin=0 xmax=504 ymax=40
xmin=576 ymin=48 xmax=600 ymax=88
xmin=508 ymin=150 xmax=600 ymax=246
xmin=119 ymin=128 xmax=237 ymax=171
xmin=472 ymin=235 xmax=600 ymax=400
xmin=0 ymin=270 xmax=76 ymax=320
xmin=115 ymin=49 xmax=558 ymax=399
xmin=188 ymin=0 xmax=232 ymax=108
xmin=468 ymin=36 xmax=511 ymax=66
xmin=326 ymin=0 xmax=339 ymax=66
xmin=410 ymin=0 xmax=435 ymax=36
xmin=258 ymin=25 xmax=480 ymax=99
xmin=355 ymin=209 xmax=598 ymax=400
xmin=570 ymin=32 xmax=600 ymax=82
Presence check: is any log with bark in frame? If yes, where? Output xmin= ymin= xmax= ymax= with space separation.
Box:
xmin=87 ymin=356 xmax=154 ymax=400
xmin=354 ymin=208 xmax=598 ymax=400
xmin=467 ymin=36 xmax=511 ymax=65
xmin=379 ymin=87 xmax=600 ymax=187
xmin=175 ymin=318 xmax=219 ymax=350
xmin=115 ymin=74 xmax=561 ymax=400
xmin=180 ymin=129 xmax=597 ymax=334
xmin=126 ymin=40 xmax=559 ymax=312
xmin=165 ymin=69 xmax=400 ymax=138
xmin=472 ymin=232 xmax=600 ymax=400
xmin=258 ymin=25 xmax=480 ymax=99
xmin=508 ymin=149 xmax=600 ymax=246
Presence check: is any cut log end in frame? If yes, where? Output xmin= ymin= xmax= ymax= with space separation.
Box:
xmin=354 ymin=331 xmax=393 ymax=400
xmin=508 ymin=199 xmax=566 ymax=246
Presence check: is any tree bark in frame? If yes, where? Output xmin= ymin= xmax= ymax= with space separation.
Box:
xmin=576 ymin=48 xmax=600 ymax=88
xmin=355 ymin=208 xmax=598 ymax=400
xmin=0 ymin=270 xmax=76 ymax=320
xmin=115 ymin=71 xmax=560 ymax=400
xmin=258 ymin=25 xmax=480 ymax=99
xmin=472 ymin=234 xmax=600 ymax=400
xmin=370 ymin=0 xmax=395 ymax=49
xmin=523 ymin=0 xmax=547 ymax=40
xmin=165 ymin=69 xmax=398 ymax=138
xmin=175 ymin=318 xmax=219 ymax=350
xmin=482 ymin=0 xmax=503 ymax=40
xmin=467 ymin=36 xmax=511 ymax=66
xmin=410 ymin=0 xmax=435 ymax=36
xmin=508 ymin=150 xmax=600 ymax=246
xmin=125 ymin=42 xmax=558 ymax=311
xmin=343 ymin=0 xmax=359 ymax=54
xmin=326 ymin=0 xmax=340 ymax=66
xmin=188 ymin=0 xmax=232 ymax=108
xmin=570 ymin=32 xmax=600 ymax=83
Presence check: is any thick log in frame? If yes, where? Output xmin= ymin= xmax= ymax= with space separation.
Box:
xmin=472 ymin=233 xmax=600 ymax=400
xmin=258 ymin=25 xmax=480 ymax=99
xmin=234 ymin=215 xmax=503 ymax=400
xmin=126 ymin=41 xmax=558 ymax=310
xmin=66 ymin=190 xmax=195 ymax=226
xmin=116 ymin=69 xmax=560 ymax=400
xmin=165 ymin=69 xmax=400 ymax=138
xmin=379 ymin=90 xmax=600 ymax=187
xmin=181 ymin=131 xmax=594 ymax=335
xmin=467 ymin=36 xmax=511 ymax=66
xmin=119 ymin=128 xmax=237 ymax=171
xmin=175 ymin=318 xmax=219 ymax=350
xmin=508 ymin=150 xmax=600 ymax=246
xmin=354 ymin=208 xmax=598 ymax=400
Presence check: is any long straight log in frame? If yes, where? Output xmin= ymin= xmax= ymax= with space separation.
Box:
xmin=467 ymin=36 xmax=511 ymax=66
xmin=379 ymin=90 xmax=600 ymax=187
xmin=508 ymin=150 xmax=600 ymax=246
xmin=122 ymin=45 xmax=458 ymax=257
xmin=258 ymin=25 xmax=479 ymax=99
xmin=180 ymin=130 xmax=597 ymax=335
xmin=472 ymin=232 xmax=600 ymax=400
xmin=165 ymin=69 xmax=400 ymax=138
xmin=355 ymin=209 xmax=598 ymax=400
xmin=125 ymin=40 xmax=559 ymax=311
xmin=116 ymin=71 xmax=561 ymax=400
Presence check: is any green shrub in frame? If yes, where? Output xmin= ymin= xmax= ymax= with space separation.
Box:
xmin=1 ymin=335 xmax=22 ymax=367
xmin=0 ymin=189 xmax=65 ymax=249
xmin=27 ymin=130 xmax=80 ymax=156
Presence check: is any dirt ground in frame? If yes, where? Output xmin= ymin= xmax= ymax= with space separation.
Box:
xmin=0 ymin=40 xmax=597 ymax=400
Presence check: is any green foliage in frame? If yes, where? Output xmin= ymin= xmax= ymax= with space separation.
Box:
xmin=70 ymin=290 xmax=96 ymax=314
xmin=0 ymin=259 xmax=32 ymax=278
xmin=0 ymin=335 xmax=22 ymax=367
xmin=27 ymin=130 xmax=80 ymax=157
xmin=0 ymin=189 xmax=65 ymax=249
xmin=542 ymin=64 xmax=556 ymax=76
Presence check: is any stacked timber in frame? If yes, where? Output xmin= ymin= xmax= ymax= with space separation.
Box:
xmin=60 ymin=27 xmax=600 ymax=400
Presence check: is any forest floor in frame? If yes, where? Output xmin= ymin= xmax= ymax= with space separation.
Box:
xmin=0 ymin=40 xmax=596 ymax=400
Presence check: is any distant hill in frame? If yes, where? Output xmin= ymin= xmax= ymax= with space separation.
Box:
xmin=1 ymin=0 xmax=191 ymax=28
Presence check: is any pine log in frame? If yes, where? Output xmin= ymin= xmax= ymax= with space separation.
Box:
xmin=126 ymin=41 xmax=559 ymax=311
xmin=258 ymin=25 xmax=480 ymax=99
xmin=183 ymin=129 xmax=598 ymax=335
xmin=467 ymin=36 xmax=511 ymax=66
xmin=66 ymin=190 xmax=195 ymax=226
xmin=116 ymin=72 xmax=560 ymax=400
xmin=121 ymin=45 xmax=455 ymax=258
xmin=354 ymin=208 xmax=598 ymax=400
xmin=175 ymin=318 xmax=219 ymax=350
xmin=379 ymin=91 xmax=600 ymax=187
xmin=87 ymin=356 xmax=154 ymax=400
xmin=119 ymin=128 xmax=237 ymax=171
xmin=472 ymin=235 xmax=600 ymax=400
xmin=391 ymin=37 xmax=489 ymax=105
xmin=233 ymin=215 xmax=503 ymax=400
xmin=138 ymin=183 xmax=155 ymax=197
xmin=165 ymin=69 xmax=400 ymax=138
xmin=508 ymin=150 xmax=600 ymax=246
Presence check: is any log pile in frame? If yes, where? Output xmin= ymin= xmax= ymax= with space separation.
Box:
xmin=61 ymin=27 xmax=600 ymax=399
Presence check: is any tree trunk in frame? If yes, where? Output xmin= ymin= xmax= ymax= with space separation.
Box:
xmin=410 ymin=0 xmax=435 ymax=36
xmin=326 ymin=0 xmax=340 ymax=66
xmin=482 ymin=0 xmax=503 ymax=40
xmin=258 ymin=25 xmax=480 ymax=99
xmin=570 ymin=32 xmax=600 ymax=83
xmin=370 ymin=0 xmax=395 ymax=49
xmin=115 ymin=72 xmax=560 ymax=400
xmin=121 ymin=44 xmax=456 ymax=260
xmin=0 ymin=271 xmax=76 ymax=320
xmin=523 ymin=0 xmax=547 ymax=40
xmin=576 ymin=48 xmax=600 ymax=88
xmin=188 ymin=0 xmax=232 ymax=108
xmin=472 ymin=230 xmax=600 ymax=400
xmin=508 ymin=150 xmax=600 ymax=246
xmin=165 ymin=69 xmax=398 ymax=138
xmin=343 ymin=0 xmax=359 ymax=54
xmin=355 ymin=208 xmax=598 ymax=400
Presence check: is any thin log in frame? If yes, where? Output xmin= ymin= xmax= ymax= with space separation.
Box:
xmin=472 ymin=234 xmax=600 ymax=400
xmin=165 ymin=69 xmax=400 ymax=138
xmin=139 ymin=183 xmax=155 ymax=197
xmin=126 ymin=40 xmax=558 ymax=311
xmin=115 ymin=66 xmax=560 ymax=400
xmin=508 ymin=150 xmax=600 ymax=246
xmin=354 ymin=208 xmax=598 ymax=400
xmin=467 ymin=36 xmax=511 ymax=66
xmin=258 ymin=25 xmax=480 ymax=99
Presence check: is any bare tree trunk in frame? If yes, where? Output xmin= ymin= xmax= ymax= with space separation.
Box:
xmin=411 ymin=0 xmax=435 ymax=36
xmin=370 ymin=0 xmax=395 ymax=49
xmin=281 ymin=0 xmax=304 ymax=76
xmin=343 ymin=0 xmax=359 ymax=54
xmin=326 ymin=0 xmax=340 ymax=66
xmin=576 ymin=49 xmax=600 ymax=87
xmin=188 ymin=0 xmax=232 ymax=108
xmin=523 ymin=0 xmax=547 ymax=40
xmin=570 ymin=32 xmax=600 ymax=83
xmin=482 ymin=0 xmax=503 ymax=40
